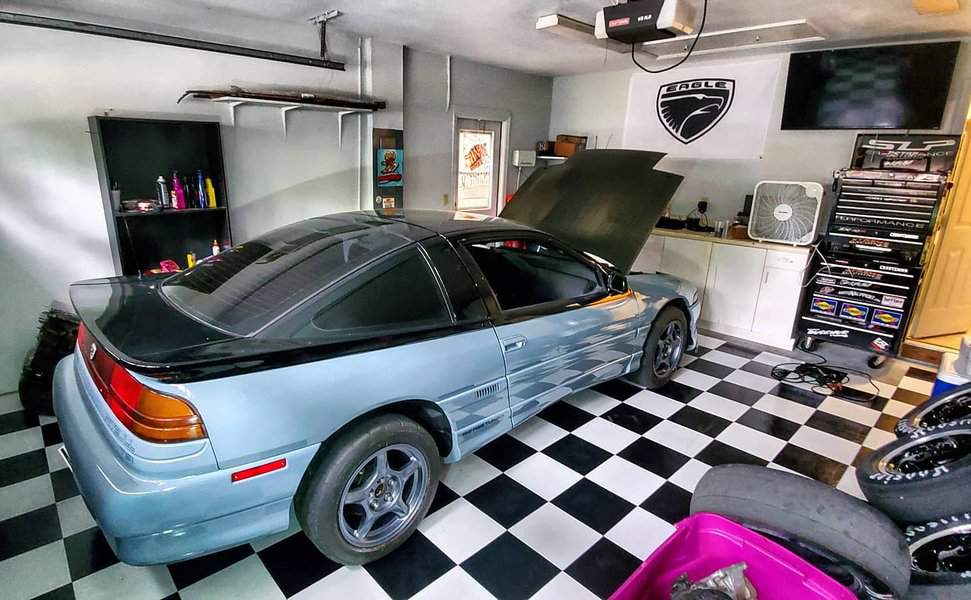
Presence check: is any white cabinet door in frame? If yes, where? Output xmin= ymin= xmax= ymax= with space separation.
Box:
xmin=702 ymin=244 xmax=766 ymax=330
xmin=632 ymin=236 xmax=665 ymax=273
xmin=752 ymin=250 xmax=809 ymax=340
xmin=658 ymin=237 xmax=712 ymax=299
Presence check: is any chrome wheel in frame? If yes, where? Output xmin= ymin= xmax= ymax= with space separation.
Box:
xmin=338 ymin=444 xmax=429 ymax=548
xmin=911 ymin=524 xmax=971 ymax=577
xmin=879 ymin=432 xmax=971 ymax=475
xmin=653 ymin=320 xmax=684 ymax=378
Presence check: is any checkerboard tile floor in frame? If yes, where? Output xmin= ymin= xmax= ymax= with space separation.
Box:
xmin=0 ymin=331 xmax=937 ymax=600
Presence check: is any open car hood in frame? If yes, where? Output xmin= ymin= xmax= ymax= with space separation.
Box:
xmin=500 ymin=150 xmax=682 ymax=274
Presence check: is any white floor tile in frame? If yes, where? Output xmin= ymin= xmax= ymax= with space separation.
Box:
xmin=680 ymin=354 xmax=697 ymax=367
xmin=0 ymin=540 xmax=70 ymax=600
xmin=699 ymin=349 xmax=749 ymax=369
xmin=46 ymin=444 xmax=68 ymax=472
xmin=291 ymin=566 xmax=390 ymax=600
xmin=863 ymin=428 xmax=897 ymax=450
xmin=572 ymin=418 xmax=640 ymax=454
xmin=643 ymin=420 xmax=713 ymax=457
xmin=789 ymin=426 xmax=862 ymax=465
xmin=753 ymin=351 xmax=793 ymax=367
xmin=883 ymin=399 xmax=914 ymax=418
xmin=74 ymin=562 xmax=176 ymax=600
xmin=846 ymin=378 xmax=896 ymax=400
xmin=56 ymin=495 xmax=98 ymax=537
xmin=0 ymin=392 xmax=23 ymax=415
xmin=672 ymin=368 xmax=720 ymax=391
xmin=836 ymin=467 xmax=865 ymax=501
xmin=696 ymin=334 xmax=725 ymax=349
xmin=510 ymin=504 xmax=600 ymax=569
xmin=506 ymin=453 xmax=583 ymax=500
xmin=412 ymin=567 xmax=494 ymax=600
xmin=753 ymin=394 xmax=815 ymax=424
xmin=626 ymin=390 xmax=683 ymax=419
xmin=440 ymin=454 xmax=501 ymax=495
xmin=606 ymin=507 xmax=676 ymax=560
xmin=668 ymin=459 xmax=712 ymax=493
xmin=766 ymin=462 xmax=804 ymax=478
xmin=586 ymin=456 xmax=664 ymax=504
xmin=38 ymin=414 xmax=58 ymax=426
xmin=898 ymin=376 xmax=933 ymax=396
xmin=419 ymin=498 xmax=504 ymax=564
xmin=508 ymin=416 xmax=568 ymax=451
xmin=530 ymin=572 xmax=599 ymax=600
xmin=180 ymin=555 xmax=284 ymax=600
xmin=688 ymin=392 xmax=749 ymax=421
xmin=716 ymin=423 xmax=787 ymax=461
xmin=0 ymin=475 xmax=54 ymax=521
xmin=819 ymin=397 xmax=881 ymax=427
xmin=0 ymin=427 xmax=43 ymax=461
xmin=725 ymin=370 xmax=778 ymax=393
xmin=563 ymin=389 xmax=621 ymax=416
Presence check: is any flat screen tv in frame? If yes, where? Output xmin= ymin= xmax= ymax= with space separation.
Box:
xmin=781 ymin=42 xmax=960 ymax=130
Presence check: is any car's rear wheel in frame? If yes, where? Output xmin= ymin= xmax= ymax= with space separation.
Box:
xmin=296 ymin=413 xmax=440 ymax=565
xmin=635 ymin=305 xmax=687 ymax=389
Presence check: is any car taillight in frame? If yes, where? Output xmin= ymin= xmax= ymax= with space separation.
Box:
xmin=78 ymin=324 xmax=206 ymax=443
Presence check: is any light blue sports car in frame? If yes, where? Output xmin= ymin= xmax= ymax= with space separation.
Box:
xmin=54 ymin=150 xmax=698 ymax=566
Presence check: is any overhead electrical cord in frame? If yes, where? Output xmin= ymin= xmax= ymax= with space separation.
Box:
xmin=631 ymin=0 xmax=709 ymax=74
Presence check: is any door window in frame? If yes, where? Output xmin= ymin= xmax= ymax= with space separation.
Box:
xmin=463 ymin=238 xmax=602 ymax=312
xmin=455 ymin=118 xmax=502 ymax=214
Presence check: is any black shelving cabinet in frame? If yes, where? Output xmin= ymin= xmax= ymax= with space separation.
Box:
xmin=89 ymin=116 xmax=232 ymax=276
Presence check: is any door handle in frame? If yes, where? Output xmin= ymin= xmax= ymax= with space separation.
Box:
xmin=502 ymin=335 xmax=527 ymax=352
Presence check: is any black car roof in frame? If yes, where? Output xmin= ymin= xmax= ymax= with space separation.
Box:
xmin=356 ymin=208 xmax=540 ymax=238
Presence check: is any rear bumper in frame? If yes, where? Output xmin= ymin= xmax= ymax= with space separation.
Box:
xmin=53 ymin=355 xmax=319 ymax=565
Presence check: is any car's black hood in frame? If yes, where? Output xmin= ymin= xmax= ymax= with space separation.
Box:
xmin=500 ymin=150 xmax=683 ymax=274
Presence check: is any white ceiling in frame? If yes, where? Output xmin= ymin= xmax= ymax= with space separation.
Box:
xmin=6 ymin=0 xmax=971 ymax=75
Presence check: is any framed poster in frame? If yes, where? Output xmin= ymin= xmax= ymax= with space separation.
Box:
xmin=456 ymin=129 xmax=495 ymax=210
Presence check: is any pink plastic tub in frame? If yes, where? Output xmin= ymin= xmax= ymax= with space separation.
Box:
xmin=611 ymin=513 xmax=855 ymax=600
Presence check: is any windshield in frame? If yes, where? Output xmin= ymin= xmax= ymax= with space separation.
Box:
xmin=162 ymin=216 xmax=415 ymax=336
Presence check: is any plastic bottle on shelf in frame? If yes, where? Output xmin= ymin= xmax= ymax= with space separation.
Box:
xmin=172 ymin=172 xmax=186 ymax=209
xmin=205 ymin=177 xmax=217 ymax=208
xmin=155 ymin=176 xmax=169 ymax=208
xmin=196 ymin=170 xmax=207 ymax=209
xmin=211 ymin=240 xmax=220 ymax=256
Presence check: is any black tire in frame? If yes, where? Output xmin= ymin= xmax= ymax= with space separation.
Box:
xmin=857 ymin=419 xmax=971 ymax=524
xmin=628 ymin=305 xmax=688 ymax=390
xmin=906 ymin=585 xmax=971 ymax=600
xmin=295 ymin=413 xmax=440 ymax=565
xmin=895 ymin=383 xmax=971 ymax=438
xmin=905 ymin=512 xmax=971 ymax=588
xmin=690 ymin=464 xmax=910 ymax=599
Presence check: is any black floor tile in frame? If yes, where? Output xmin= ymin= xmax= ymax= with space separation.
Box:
xmin=592 ymin=378 xmax=642 ymax=401
xmin=774 ymin=444 xmax=847 ymax=486
xmin=687 ymin=346 xmax=711 ymax=358
xmin=642 ymin=482 xmax=692 ymax=524
xmin=892 ymin=387 xmax=928 ymax=407
xmin=0 ymin=448 xmax=48 ymax=488
xmin=906 ymin=367 xmax=937 ymax=382
xmin=0 ymin=504 xmax=61 ymax=562
xmin=427 ymin=482 xmax=460 ymax=516
xmin=852 ymin=446 xmax=875 ymax=469
xmin=474 ymin=434 xmax=535 ymax=471
xmin=717 ymin=342 xmax=760 ymax=359
xmin=836 ymin=386 xmax=885 ymax=408
xmin=538 ymin=401 xmax=595 ymax=431
xmin=652 ymin=380 xmax=703 ymax=403
xmin=169 ymin=543 xmax=254 ymax=589
xmin=669 ymin=406 xmax=731 ymax=437
xmin=33 ymin=584 xmax=76 ymax=600
xmin=618 ymin=438 xmax=690 ymax=479
xmin=50 ymin=468 xmax=79 ymax=502
xmin=63 ymin=527 xmax=119 ymax=581
xmin=0 ymin=410 xmax=39 ymax=436
xmin=553 ymin=479 xmax=634 ymax=534
xmin=258 ymin=533 xmax=340 ymax=597
xmin=685 ymin=359 xmax=734 ymax=379
xmin=41 ymin=422 xmax=63 ymax=447
xmin=696 ymin=440 xmax=768 ymax=468
xmin=366 ymin=532 xmax=454 ymax=599
xmin=737 ymin=408 xmax=800 ymax=440
xmin=769 ymin=383 xmax=825 ymax=408
xmin=741 ymin=360 xmax=777 ymax=379
xmin=566 ymin=538 xmax=641 ymax=599
xmin=465 ymin=475 xmax=545 ymax=529
xmin=600 ymin=403 xmax=662 ymax=435
xmin=709 ymin=381 xmax=763 ymax=406
xmin=805 ymin=411 xmax=870 ymax=444
xmin=873 ymin=413 xmax=900 ymax=434
xmin=543 ymin=435 xmax=610 ymax=475
xmin=462 ymin=533 xmax=558 ymax=600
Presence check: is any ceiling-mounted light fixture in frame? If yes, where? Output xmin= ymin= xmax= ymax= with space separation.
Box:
xmin=640 ymin=19 xmax=825 ymax=60
xmin=912 ymin=0 xmax=961 ymax=15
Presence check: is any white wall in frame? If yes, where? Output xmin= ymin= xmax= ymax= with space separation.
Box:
xmin=404 ymin=48 xmax=553 ymax=210
xmin=0 ymin=22 xmax=404 ymax=393
xmin=549 ymin=41 xmax=971 ymax=220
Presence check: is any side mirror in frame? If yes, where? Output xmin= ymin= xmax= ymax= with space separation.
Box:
xmin=608 ymin=272 xmax=628 ymax=294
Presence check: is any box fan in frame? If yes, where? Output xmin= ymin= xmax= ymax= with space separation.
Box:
xmin=748 ymin=181 xmax=823 ymax=246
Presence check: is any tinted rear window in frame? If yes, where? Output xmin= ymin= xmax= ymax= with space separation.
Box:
xmin=161 ymin=217 xmax=415 ymax=335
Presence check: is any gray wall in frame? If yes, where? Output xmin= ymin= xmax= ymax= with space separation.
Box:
xmin=549 ymin=41 xmax=971 ymax=220
xmin=404 ymin=48 xmax=554 ymax=210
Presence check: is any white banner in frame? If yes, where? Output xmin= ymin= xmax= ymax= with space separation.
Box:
xmin=623 ymin=57 xmax=782 ymax=159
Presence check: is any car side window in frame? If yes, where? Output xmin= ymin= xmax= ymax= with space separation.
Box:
xmin=421 ymin=238 xmax=488 ymax=323
xmin=293 ymin=247 xmax=451 ymax=341
xmin=462 ymin=237 xmax=602 ymax=312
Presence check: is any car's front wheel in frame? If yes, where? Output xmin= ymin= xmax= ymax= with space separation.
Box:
xmin=635 ymin=305 xmax=688 ymax=389
xmin=296 ymin=413 xmax=440 ymax=565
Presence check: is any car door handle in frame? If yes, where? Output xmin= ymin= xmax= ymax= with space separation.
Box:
xmin=502 ymin=335 xmax=527 ymax=352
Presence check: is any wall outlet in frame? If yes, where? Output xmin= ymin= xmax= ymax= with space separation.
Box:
xmin=442 ymin=193 xmax=449 ymax=207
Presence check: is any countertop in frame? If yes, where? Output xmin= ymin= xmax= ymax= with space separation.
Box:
xmin=651 ymin=227 xmax=812 ymax=254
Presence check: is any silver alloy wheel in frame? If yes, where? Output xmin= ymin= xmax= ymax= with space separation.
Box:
xmin=653 ymin=320 xmax=684 ymax=378
xmin=338 ymin=443 xmax=429 ymax=548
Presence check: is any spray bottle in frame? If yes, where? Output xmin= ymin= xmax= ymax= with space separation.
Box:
xmin=171 ymin=172 xmax=186 ymax=209
xmin=205 ymin=176 xmax=217 ymax=208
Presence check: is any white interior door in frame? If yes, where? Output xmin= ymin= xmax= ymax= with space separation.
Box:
xmin=454 ymin=117 xmax=502 ymax=216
